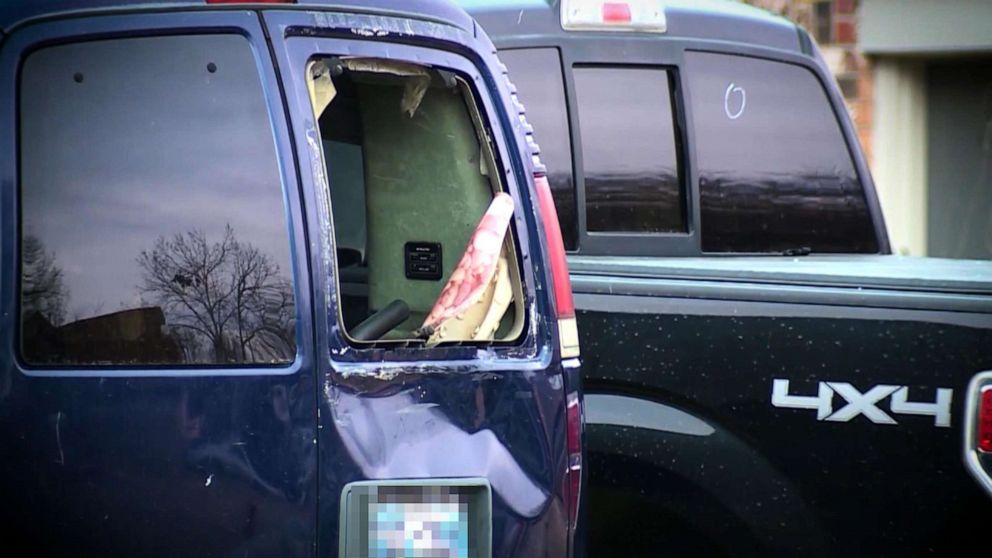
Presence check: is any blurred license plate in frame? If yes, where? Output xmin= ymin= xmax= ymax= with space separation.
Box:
xmin=339 ymin=479 xmax=492 ymax=558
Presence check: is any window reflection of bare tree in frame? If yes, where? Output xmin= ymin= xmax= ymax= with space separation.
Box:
xmin=20 ymin=234 xmax=72 ymax=363
xmin=137 ymin=225 xmax=295 ymax=364
xmin=22 ymin=234 xmax=69 ymax=326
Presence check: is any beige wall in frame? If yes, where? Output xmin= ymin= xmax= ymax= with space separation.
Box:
xmin=870 ymin=58 xmax=927 ymax=256
xmin=861 ymin=0 xmax=992 ymax=55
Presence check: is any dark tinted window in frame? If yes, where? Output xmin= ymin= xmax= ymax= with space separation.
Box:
xmin=574 ymin=67 xmax=684 ymax=233
xmin=499 ymin=48 xmax=577 ymax=250
xmin=686 ymin=52 xmax=877 ymax=253
xmin=20 ymin=35 xmax=296 ymax=366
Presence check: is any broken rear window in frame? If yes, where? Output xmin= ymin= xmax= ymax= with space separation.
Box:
xmin=306 ymin=57 xmax=526 ymax=346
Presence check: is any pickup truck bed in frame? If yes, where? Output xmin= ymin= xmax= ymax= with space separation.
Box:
xmin=572 ymin=255 xmax=992 ymax=556
xmin=570 ymin=255 xmax=992 ymax=307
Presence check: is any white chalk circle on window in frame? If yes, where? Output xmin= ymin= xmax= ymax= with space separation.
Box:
xmin=724 ymin=82 xmax=746 ymax=120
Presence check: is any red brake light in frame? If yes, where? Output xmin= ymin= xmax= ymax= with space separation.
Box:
xmin=561 ymin=0 xmax=667 ymax=33
xmin=602 ymin=2 xmax=632 ymax=23
xmin=980 ymin=388 xmax=992 ymax=453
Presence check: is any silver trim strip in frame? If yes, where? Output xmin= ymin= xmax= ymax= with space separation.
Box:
xmin=562 ymin=357 xmax=581 ymax=369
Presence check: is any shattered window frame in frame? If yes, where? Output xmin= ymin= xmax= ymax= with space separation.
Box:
xmin=304 ymin=54 xmax=530 ymax=350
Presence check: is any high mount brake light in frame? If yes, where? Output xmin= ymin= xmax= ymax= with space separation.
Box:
xmin=602 ymin=2 xmax=632 ymax=23
xmin=561 ymin=0 xmax=667 ymax=33
xmin=534 ymin=174 xmax=579 ymax=358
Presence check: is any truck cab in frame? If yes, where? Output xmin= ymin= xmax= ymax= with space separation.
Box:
xmin=0 ymin=1 xmax=582 ymax=556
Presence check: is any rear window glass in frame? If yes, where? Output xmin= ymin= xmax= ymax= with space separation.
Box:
xmin=499 ymin=48 xmax=577 ymax=250
xmin=573 ymin=67 xmax=684 ymax=234
xmin=685 ymin=52 xmax=878 ymax=253
xmin=19 ymin=35 xmax=296 ymax=366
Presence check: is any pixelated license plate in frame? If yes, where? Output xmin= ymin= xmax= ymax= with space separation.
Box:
xmin=339 ymin=479 xmax=492 ymax=558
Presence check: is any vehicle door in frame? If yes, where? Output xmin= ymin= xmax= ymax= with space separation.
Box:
xmin=0 ymin=11 xmax=317 ymax=555
xmin=262 ymin=10 xmax=573 ymax=557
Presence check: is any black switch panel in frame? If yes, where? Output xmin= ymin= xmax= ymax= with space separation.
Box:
xmin=405 ymin=242 xmax=442 ymax=280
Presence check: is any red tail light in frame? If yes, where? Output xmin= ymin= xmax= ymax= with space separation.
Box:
xmin=533 ymin=174 xmax=574 ymax=318
xmin=980 ymin=388 xmax=992 ymax=453
xmin=533 ymin=174 xmax=579 ymax=358
xmin=536 ymin=173 xmax=582 ymax=526
xmin=565 ymin=391 xmax=583 ymax=529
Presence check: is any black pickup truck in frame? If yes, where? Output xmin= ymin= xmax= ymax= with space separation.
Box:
xmin=463 ymin=0 xmax=992 ymax=556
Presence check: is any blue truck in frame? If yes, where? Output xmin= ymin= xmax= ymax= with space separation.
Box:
xmin=0 ymin=1 xmax=583 ymax=556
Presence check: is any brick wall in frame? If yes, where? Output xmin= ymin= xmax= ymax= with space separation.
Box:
xmin=853 ymin=55 xmax=873 ymax=165
xmin=741 ymin=0 xmax=874 ymax=165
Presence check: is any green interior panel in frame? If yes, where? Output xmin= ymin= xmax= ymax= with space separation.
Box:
xmin=359 ymin=80 xmax=493 ymax=331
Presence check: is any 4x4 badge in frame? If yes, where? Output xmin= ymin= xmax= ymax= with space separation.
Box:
xmin=771 ymin=379 xmax=953 ymax=428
